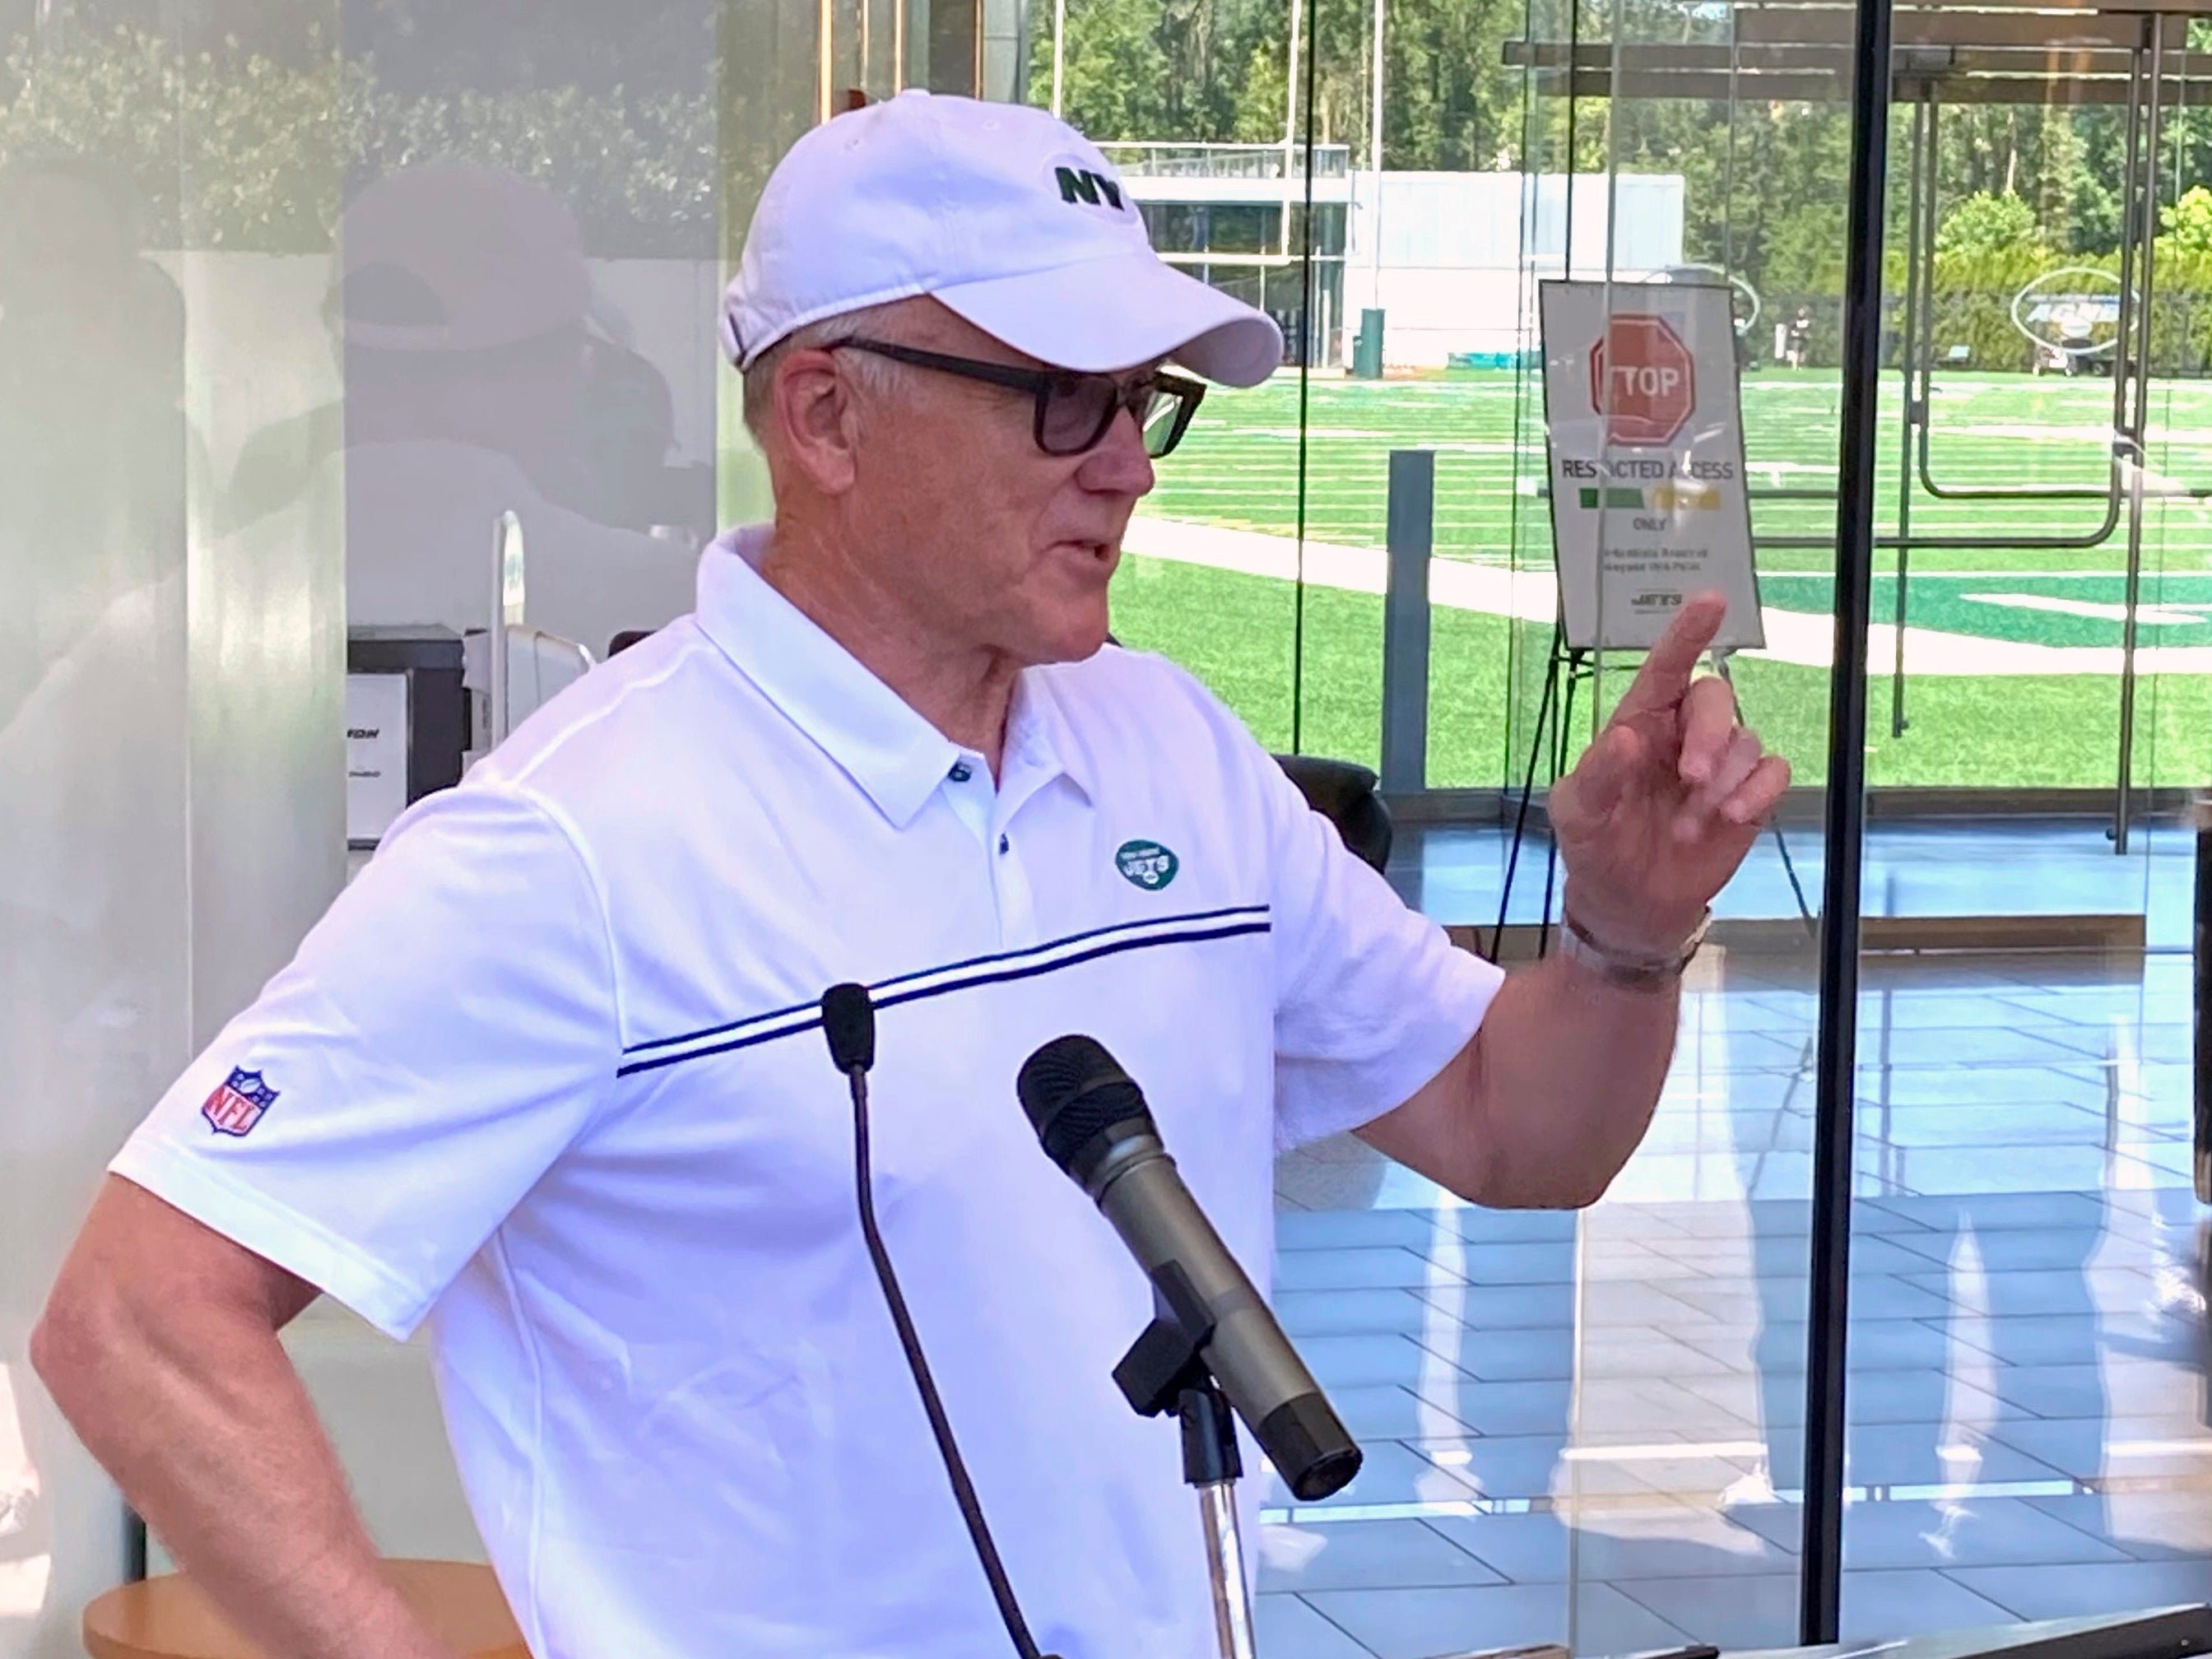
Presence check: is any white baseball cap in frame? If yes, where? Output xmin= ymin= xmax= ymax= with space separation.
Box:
xmin=721 ymin=91 xmax=1285 ymax=388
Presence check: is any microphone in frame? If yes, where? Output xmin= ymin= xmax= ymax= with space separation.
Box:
xmin=823 ymin=982 xmax=876 ymax=1074
xmin=1015 ymin=1035 xmax=1361 ymax=1503
xmin=820 ymin=985 xmax=1052 ymax=1659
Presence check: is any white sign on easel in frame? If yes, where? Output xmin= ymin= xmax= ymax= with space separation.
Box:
xmin=1539 ymin=280 xmax=1764 ymax=653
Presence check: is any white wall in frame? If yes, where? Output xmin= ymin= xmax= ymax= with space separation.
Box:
xmin=2 ymin=246 xmax=345 ymax=1659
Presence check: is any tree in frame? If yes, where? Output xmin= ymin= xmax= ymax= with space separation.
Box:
xmin=1081 ymin=0 xmax=1179 ymax=138
xmin=1935 ymin=190 xmax=2042 ymax=258
xmin=2162 ymin=184 xmax=2212 ymax=257
xmin=0 ymin=21 xmax=718 ymax=252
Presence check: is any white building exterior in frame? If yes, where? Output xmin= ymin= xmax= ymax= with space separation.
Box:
xmin=1099 ymin=144 xmax=1687 ymax=372
xmin=1341 ymin=170 xmax=1687 ymax=367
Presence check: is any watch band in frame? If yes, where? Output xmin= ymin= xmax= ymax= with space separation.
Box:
xmin=1557 ymin=907 xmax=1710 ymax=991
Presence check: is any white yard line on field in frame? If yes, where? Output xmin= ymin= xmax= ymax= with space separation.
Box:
xmin=1121 ymin=516 xmax=2212 ymax=676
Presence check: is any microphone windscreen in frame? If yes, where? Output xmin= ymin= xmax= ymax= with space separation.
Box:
xmin=821 ymin=983 xmax=876 ymax=1074
xmin=1018 ymin=1034 xmax=1152 ymax=1176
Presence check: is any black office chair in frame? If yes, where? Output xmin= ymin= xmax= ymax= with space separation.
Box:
xmin=1273 ymin=754 xmax=1393 ymax=876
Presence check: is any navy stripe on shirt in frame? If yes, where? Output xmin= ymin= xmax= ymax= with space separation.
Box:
xmin=616 ymin=907 xmax=1271 ymax=1079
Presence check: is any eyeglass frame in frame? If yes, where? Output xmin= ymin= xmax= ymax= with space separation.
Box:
xmin=822 ymin=337 xmax=1207 ymax=458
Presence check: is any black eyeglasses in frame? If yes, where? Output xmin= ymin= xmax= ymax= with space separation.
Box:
xmin=828 ymin=338 xmax=1206 ymax=458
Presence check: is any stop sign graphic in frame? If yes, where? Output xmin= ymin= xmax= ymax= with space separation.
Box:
xmin=1589 ymin=314 xmax=1696 ymax=446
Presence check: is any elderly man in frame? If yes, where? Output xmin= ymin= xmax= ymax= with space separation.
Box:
xmin=35 ymin=91 xmax=1787 ymax=1659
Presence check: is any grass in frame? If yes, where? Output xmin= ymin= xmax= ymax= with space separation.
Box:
xmin=1150 ymin=368 xmax=2212 ymax=584
xmin=1112 ymin=553 xmax=2212 ymax=789
xmin=1759 ymin=572 xmax=2212 ymax=650
xmin=1110 ymin=554 xmax=1515 ymax=781
xmin=723 ymin=365 xmax=2212 ymax=789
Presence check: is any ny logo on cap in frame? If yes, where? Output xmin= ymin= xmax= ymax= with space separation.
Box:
xmin=1055 ymin=165 xmax=1125 ymax=212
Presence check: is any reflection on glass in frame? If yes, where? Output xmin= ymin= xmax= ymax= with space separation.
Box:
xmin=313 ymin=162 xmax=702 ymax=659
xmin=0 ymin=61 xmax=196 ymax=1654
xmin=307 ymin=0 xmax=723 ymax=664
xmin=0 ymin=1364 xmax=51 ymax=1629
xmin=8 ymin=0 xmax=736 ymax=1641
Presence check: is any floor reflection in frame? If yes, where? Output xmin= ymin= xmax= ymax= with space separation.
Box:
xmin=0 ymin=1366 xmax=53 ymax=1627
xmin=1263 ymin=949 xmax=2212 ymax=1657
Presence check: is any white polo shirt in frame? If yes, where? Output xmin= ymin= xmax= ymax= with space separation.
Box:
xmin=114 ymin=525 xmax=1502 ymax=1659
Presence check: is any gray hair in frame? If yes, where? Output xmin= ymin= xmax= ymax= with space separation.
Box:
xmin=741 ymin=300 xmax=911 ymax=441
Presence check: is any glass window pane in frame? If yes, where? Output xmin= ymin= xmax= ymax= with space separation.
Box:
xmin=1843 ymin=16 xmax=2209 ymax=1633
xmin=43 ymin=0 xmax=2212 ymax=1647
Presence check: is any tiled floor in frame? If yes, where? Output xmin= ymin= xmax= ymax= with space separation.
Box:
xmin=1261 ymin=944 xmax=2212 ymax=1657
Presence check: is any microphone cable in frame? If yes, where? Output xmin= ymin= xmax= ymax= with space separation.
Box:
xmin=820 ymin=983 xmax=1052 ymax=1659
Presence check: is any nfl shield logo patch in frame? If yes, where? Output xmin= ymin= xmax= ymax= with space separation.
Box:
xmin=202 ymin=1067 xmax=278 ymax=1137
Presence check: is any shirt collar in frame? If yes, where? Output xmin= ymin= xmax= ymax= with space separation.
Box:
xmin=1006 ymin=668 xmax=1094 ymax=809
xmin=693 ymin=526 xmax=1091 ymax=826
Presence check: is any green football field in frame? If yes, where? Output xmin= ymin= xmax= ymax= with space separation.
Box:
xmin=1109 ymin=368 xmax=2212 ymax=789
xmin=1148 ymin=368 xmax=2212 ymax=589
xmin=1108 ymin=551 xmax=2212 ymax=790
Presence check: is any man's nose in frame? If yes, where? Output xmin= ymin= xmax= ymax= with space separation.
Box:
xmin=1076 ymin=406 xmax=1156 ymax=496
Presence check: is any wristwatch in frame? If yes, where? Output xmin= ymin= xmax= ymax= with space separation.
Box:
xmin=1557 ymin=906 xmax=1710 ymax=991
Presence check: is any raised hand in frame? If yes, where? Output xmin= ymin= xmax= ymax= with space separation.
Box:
xmin=1545 ymin=590 xmax=1791 ymax=958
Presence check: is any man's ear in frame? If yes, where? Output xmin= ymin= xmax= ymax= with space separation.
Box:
xmin=772 ymin=348 xmax=862 ymax=495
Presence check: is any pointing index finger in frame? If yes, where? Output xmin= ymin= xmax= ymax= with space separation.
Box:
xmin=1613 ymin=588 xmax=1729 ymax=720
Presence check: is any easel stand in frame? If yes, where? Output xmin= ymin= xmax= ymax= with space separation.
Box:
xmin=1492 ymin=624 xmax=1591 ymax=962
xmin=1492 ymin=632 xmax=1815 ymax=957
xmin=1114 ymin=1311 xmax=1258 ymax=1659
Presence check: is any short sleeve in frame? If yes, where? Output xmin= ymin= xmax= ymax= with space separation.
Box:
xmin=1257 ymin=750 xmax=1504 ymax=1150
xmin=109 ymin=783 xmax=620 ymax=1340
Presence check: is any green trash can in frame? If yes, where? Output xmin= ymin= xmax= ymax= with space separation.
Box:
xmin=1354 ymin=308 xmax=1384 ymax=379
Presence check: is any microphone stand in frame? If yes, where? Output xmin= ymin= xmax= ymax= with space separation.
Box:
xmin=1111 ymin=1270 xmax=1261 ymax=1659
